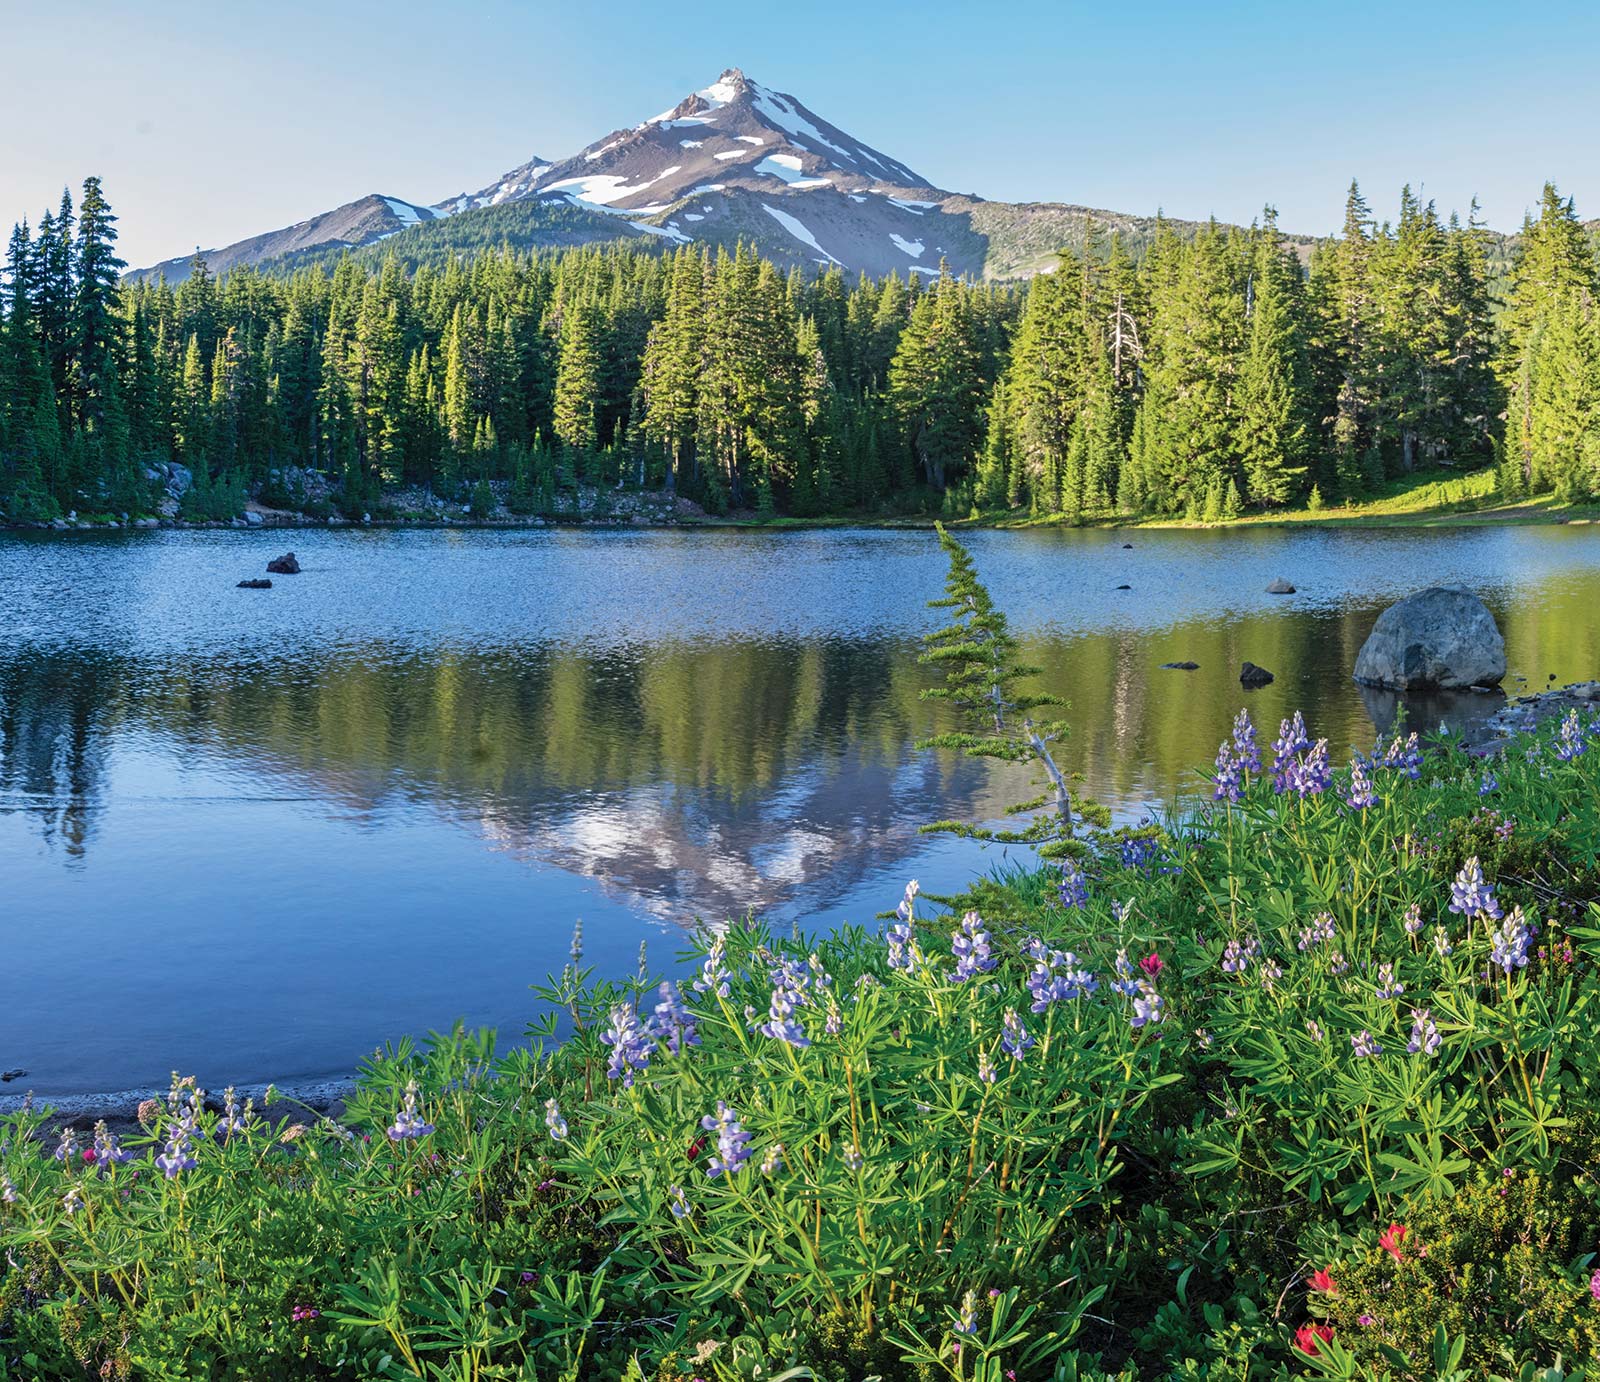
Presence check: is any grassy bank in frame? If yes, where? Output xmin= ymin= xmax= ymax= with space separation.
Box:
xmin=14 ymin=466 xmax=1600 ymax=539
xmin=5 ymin=707 xmax=1600 ymax=1381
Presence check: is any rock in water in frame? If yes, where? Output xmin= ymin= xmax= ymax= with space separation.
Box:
xmin=1239 ymin=662 xmax=1274 ymax=687
xmin=237 ymin=578 xmax=272 ymax=589
xmin=266 ymin=552 xmax=300 ymax=575
xmin=1353 ymin=587 xmax=1505 ymax=691
xmin=1265 ymin=577 xmax=1296 ymax=594
xmin=1115 ymin=583 xmax=1132 ymax=590
xmin=1161 ymin=661 xmax=1200 ymax=670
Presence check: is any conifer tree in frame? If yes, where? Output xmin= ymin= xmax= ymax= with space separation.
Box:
xmin=916 ymin=524 xmax=1102 ymax=858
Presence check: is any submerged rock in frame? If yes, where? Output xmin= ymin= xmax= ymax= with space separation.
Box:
xmin=1240 ymin=662 xmax=1275 ymax=687
xmin=1115 ymin=583 xmax=1132 ymax=590
xmin=1353 ymin=587 xmax=1505 ymax=691
xmin=237 ymin=578 xmax=272 ymax=589
xmin=266 ymin=552 xmax=301 ymax=575
xmin=1265 ymin=577 xmax=1296 ymax=594
xmin=1161 ymin=661 xmax=1200 ymax=670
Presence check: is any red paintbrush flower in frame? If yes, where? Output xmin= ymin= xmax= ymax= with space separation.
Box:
xmin=686 ymin=1133 xmax=708 ymax=1161
xmin=1294 ymin=1322 xmax=1334 ymax=1356
xmin=1140 ymin=952 xmax=1164 ymax=978
xmin=1379 ymin=1222 xmax=1412 ymax=1261
xmin=1307 ymin=1268 xmax=1337 ymax=1294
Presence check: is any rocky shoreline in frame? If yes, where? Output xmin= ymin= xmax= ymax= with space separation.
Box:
xmin=1463 ymin=679 xmax=1600 ymax=757
xmin=0 ymin=1076 xmax=356 ymax=1144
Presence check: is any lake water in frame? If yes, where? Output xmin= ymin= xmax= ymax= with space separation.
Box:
xmin=6 ymin=523 xmax=1600 ymax=1099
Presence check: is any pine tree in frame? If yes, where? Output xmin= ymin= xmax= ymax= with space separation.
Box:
xmin=916 ymin=524 xmax=1103 ymax=858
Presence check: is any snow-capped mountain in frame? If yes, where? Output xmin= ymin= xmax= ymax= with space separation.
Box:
xmin=129 ymin=69 xmax=1188 ymax=283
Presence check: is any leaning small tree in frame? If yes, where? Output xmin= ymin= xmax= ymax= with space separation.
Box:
xmin=917 ymin=523 xmax=1105 ymax=859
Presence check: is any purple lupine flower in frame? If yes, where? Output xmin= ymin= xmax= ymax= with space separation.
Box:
xmin=977 ymin=1050 xmax=997 ymax=1084
xmin=1000 ymin=1007 xmax=1034 ymax=1061
xmin=1 ymin=1175 xmax=16 ymax=1204
xmin=692 ymin=934 xmax=732 ymax=999
xmin=1489 ymin=907 xmax=1531 ymax=975
xmin=700 ymin=1101 xmax=753 ymax=1178
xmin=761 ymin=1143 xmax=785 ymax=1175
xmin=601 ymin=1003 xmax=654 ymax=1087
xmin=1402 ymin=903 xmax=1424 ymax=936
xmin=1382 ymin=731 xmax=1424 ymax=779
xmin=1212 ymin=738 xmax=1243 ymax=802
xmin=1478 ymin=773 xmax=1498 ymax=796
xmin=1351 ymin=1030 xmax=1382 ymax=1058
xmin=1298 ymin=913 xmax=1336 ymax=951
xmin=1026 ymin=941 xmax=1097 ymax=1008
xmin=1346 ymin=757 xmax=1377 ymax=810
xmin=1449 ymin=856 xmax=1502 ymax=921
xmin=842 ymin=1141 xmax=865 ymax=1172
xmin=758 ymin=975 xmax=811 ymax=1048
xmin=1433 ymin=926 xmax=1454 ymax=957
xmin=52 ymin=1127 xmax=80 ymax=1163
xmin=650 ymin=982 xmax=700 ymax=1056
xmin=214 ymin=1088 xmax=248 ymax=1142
xmin=1131 ymin=984 xmax=1165 ymax=1029
xmin=62 ymin=1186 xmax=84 ymax=1216
xmin=1058 ymin=859 xmax=1090 ymax=909
xmin=1328 ymin=951 xmax=1350 ymax=975
xmin=951 ymin=911 xmax=997 ymax=982
xmin=1271 ymin=712 xmax=1313 ymax=791
xmin=1289 ymin=739 xmax=1333 ymax=797
xmin=896 ymin=879 xmax=920 ymax=925
xmin=824 ymin=995 xmax=843 ymax=1036
xmin=1220 ymin=936 xmax=1258 ymax=974
xmin=1406 ymin=1009 xmax=1441 ymax=1057
xmin=387 ymin=1079 xmax=435 ymax=1141
xmin=155 ymin=1134 xmax=199 ymax=1178
xmin=1232 ymin=709 xmax=1262 ymax=773
xmin=1557 ymin=709 xmax=1588 ymax=762
xmin=1259 ymin=959 xmax=1283 ymax=989
xmin=886 ymin=917 xmax=915 ymax=972
xmin=668 ymin=1183 xmax=690 ymax=1219
xmin=543 ymin=1098 xmax=568 ymax=1141
xmin=1375 ymin=963 xmax=1404 ymax=1001
xmin=92 ymin=1121 xmax=134 ymax=1171
xmin=954 ymin=1290 xmax=979 ymax=1336
xmin=1306 ymin=1019 xmax=1324 ymax=1043
xmin=1194 ymin=1028 xmax=1214 ymax=1050
xmin=1119 ymin=835 xmax=1158 ymax=871
xmin=1110 ymin=949 xmax=1142 ymax=997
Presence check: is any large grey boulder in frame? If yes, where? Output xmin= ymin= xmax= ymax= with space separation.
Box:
xmin=1354 ymin=587 xmax=1505 ymax=691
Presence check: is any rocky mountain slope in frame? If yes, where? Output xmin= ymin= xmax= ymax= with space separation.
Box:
xmin=130 ymin=69 xmax=1312 ymax=284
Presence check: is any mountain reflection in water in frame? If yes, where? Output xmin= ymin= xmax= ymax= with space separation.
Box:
xmin=5 ymin=523 xmax=1600 ymax=1093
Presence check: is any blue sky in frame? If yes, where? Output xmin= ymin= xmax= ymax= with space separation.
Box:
xmin=3 ymin=0 xmax=1598 ymax=268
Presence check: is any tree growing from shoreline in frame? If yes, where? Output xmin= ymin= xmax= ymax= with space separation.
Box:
xmin=916 ymin=523 xmax=1105 ymax=858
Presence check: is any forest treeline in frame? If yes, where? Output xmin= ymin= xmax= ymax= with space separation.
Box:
xmin=1 ymin=178 xmax=1597 ymax=523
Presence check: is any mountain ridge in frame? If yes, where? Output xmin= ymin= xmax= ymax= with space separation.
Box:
xmin=121 ymin=68 xmax=1449 ymax=285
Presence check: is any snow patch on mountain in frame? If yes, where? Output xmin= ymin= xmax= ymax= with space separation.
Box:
xmin=381 ymin=198 xmax=438 ymax=227
xmin=754 ymin=154 xmax=830 ymax=188
xmin=889 ymin=233 xmax=924 ymax=258
xmin=761 ymin=204 xmax=838 ymax=265
xmin=541 ymin=170 xmax=678 ymax=215
xmin=630 ymin=220 xmax=692 ymax=243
